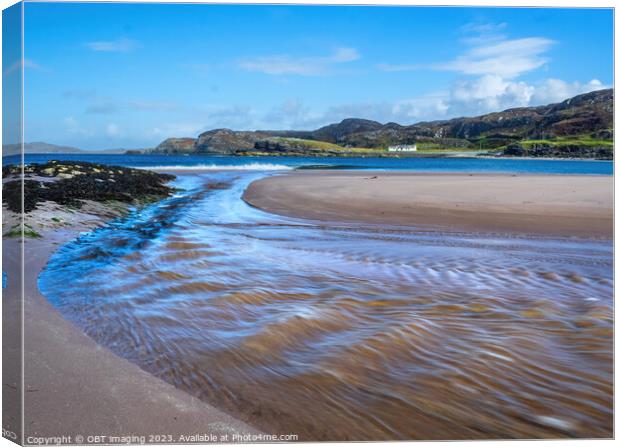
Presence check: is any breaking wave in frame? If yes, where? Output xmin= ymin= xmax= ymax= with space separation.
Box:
xmin=134 ymin=163 xmax=294 ymax=171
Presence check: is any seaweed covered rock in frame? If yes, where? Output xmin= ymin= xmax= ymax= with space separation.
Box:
xmin=2 ymin=161 xmax=176 ymax=213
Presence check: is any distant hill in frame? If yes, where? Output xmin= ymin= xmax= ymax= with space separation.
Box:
xmin=2 ymin=142 xmax=144 ymax=156
xmin=151 ymin=89 xmax=613 ymax=159
xmin=3 ymin=142 xmax=86 ymax=156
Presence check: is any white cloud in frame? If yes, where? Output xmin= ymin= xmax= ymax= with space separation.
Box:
xmin=238 ymin=47 xmax=360 ymax=75
xmin=330 ymin=47 xmax=360 ymax=63
xmin=372 ymin=24 xmax=607 ymax=122
xmin=437 ymin=37 xmax=555 ymax=78
xmin=446 ymin=77 xmax=609 ymax=117
xmin=392 ymin=95 xmax=450 ymax=121
xmin=84 ymin=38 xmax=139 ymax=53
xmin=448 ymin=75 xmax=534 ymax=114
xmin=378 ymin=26 xmax=554 ymax=79
xmin=531 ymin=78 xmax=605 ymax=104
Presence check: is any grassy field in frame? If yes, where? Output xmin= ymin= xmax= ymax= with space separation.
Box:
xmin=518 ymin=135 xmax=613 ymax=148
xmin=269 ymin=137 xmax=383 ymax=153
xmin=269 ymin=137 xmax=482 ymax=155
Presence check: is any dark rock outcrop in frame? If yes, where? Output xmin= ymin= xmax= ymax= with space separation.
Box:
xmin=503 ymin=143 xmax=612 ymax=160
xmin=2 ymin=161 xmax=175 ymax=213
xmin=194 ymin=129 xmax=268 ymax=154
xmin=249 ymin=139 xmax=348 ymax=156
xmin=592 ymin=129 xmax=613 ymax=140
xmin=154 ymin=137 xmax=197 ymax=154
xmin=253 ymin=140 xmax=291 ymax=153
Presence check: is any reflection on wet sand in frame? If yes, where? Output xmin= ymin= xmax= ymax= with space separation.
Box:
xmin=39 ymin=172 xmax=613 ymax=440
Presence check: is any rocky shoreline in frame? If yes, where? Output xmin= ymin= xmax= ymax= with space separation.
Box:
xmin=502 ymin=142 xmax=613 ymax=159
xmin=2 ymin=161 xmax=175 ymax=213
xmin=2 ymin=161 xmax=178 ymax=242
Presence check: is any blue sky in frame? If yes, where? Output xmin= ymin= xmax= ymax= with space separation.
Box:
xmin=15 ymin=2 xmax=614 ymax=149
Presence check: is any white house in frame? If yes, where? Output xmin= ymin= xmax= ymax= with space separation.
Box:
xmin=388 ymin=144 xmax=417 ymax=152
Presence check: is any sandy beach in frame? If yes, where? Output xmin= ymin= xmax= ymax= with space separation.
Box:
xmin=243 ymin=172 xmax=613 ymax=237
xmin=3 ymin=165 xmax=613 ymax=441
xmin=2 ymin=200 xmax=261 ymax=443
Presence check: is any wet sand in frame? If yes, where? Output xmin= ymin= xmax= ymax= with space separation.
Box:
xmin=38 ymin=171 xmax=612 ymax=440
xmin=2 ymin=201 xmax=260 ymax=443
xmin=243 ymin=172 xmax=613 ymax=237
xmin=5 ymin=169 xmax=613 ymax=442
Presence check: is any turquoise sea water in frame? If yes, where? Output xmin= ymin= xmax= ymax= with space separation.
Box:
xmin=2 ymin=153 xmax=614 ymax=175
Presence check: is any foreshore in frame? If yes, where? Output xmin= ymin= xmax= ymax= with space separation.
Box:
xmin=3 ymin=164 xmax=613 ymax=441
xmin=2 ymin=202 xmax=260 ymax=443
xmin=243 ymin=171 xmax=613 ymax=237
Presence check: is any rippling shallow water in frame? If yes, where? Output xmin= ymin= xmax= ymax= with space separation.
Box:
xmin=39 ymin=171 xmax=613 ymax=440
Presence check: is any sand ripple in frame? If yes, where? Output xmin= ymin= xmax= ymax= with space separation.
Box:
xmin=39 ymin=172 xmax=613 ymax=440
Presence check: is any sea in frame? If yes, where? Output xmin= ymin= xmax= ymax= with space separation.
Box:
xmin=2 ymin=153 xmax=614 ymax=174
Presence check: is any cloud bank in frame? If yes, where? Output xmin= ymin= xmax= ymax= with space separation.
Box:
xmin=373 ymin=24 xmax=605 ymax=122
